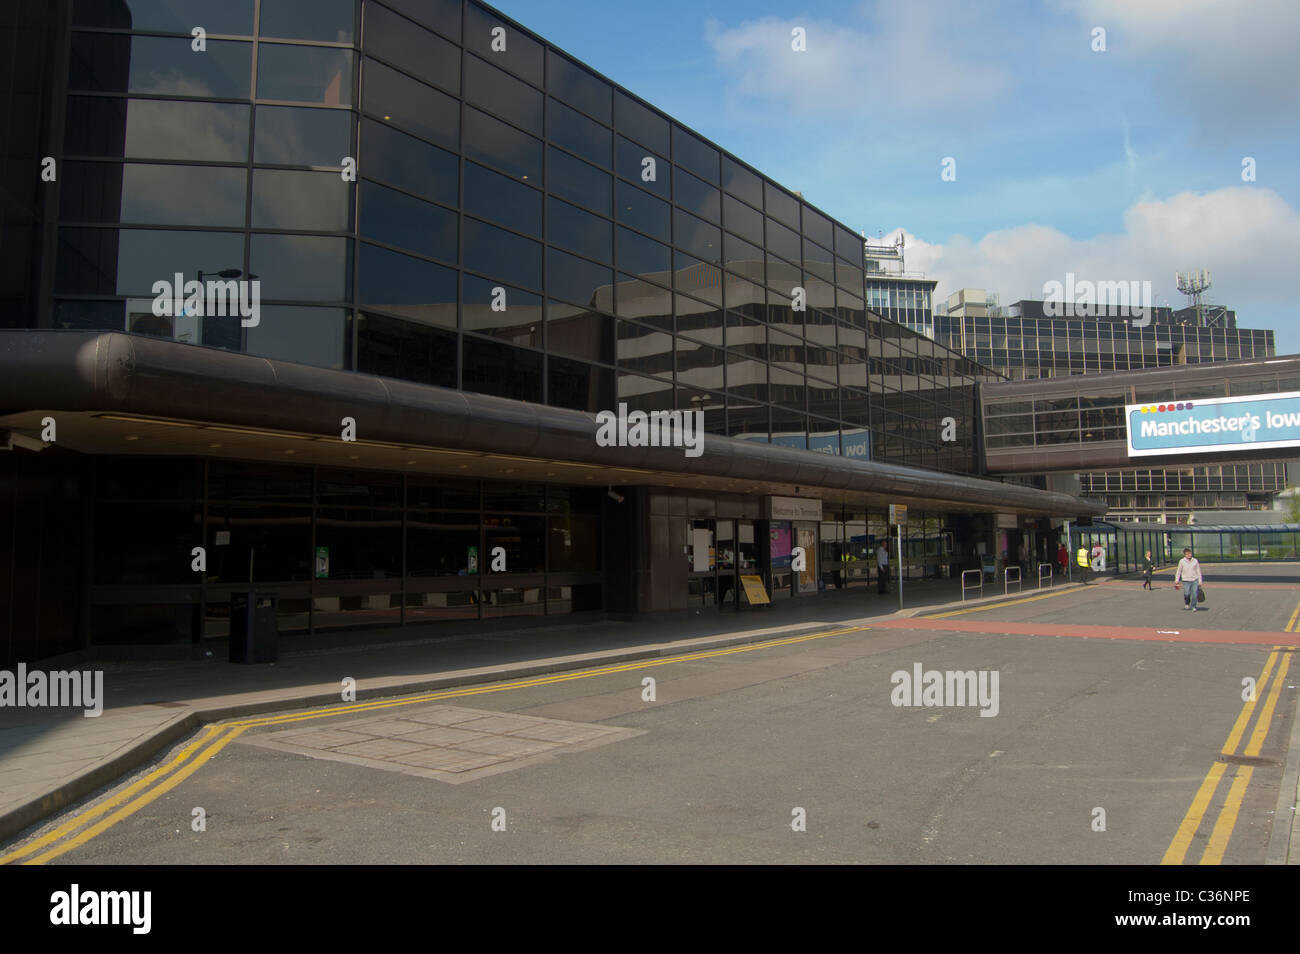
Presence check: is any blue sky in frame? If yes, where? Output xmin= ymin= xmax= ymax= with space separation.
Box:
xmin=490 ymin=0 xmax=1300 ymax=353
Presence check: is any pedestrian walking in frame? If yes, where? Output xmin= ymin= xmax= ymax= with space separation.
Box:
xmin=1140 ymin=550 xmax=1154 ymax=590
xmin=1057 ymin=542 xmax=1069 ymax=576
xmin=1173 ymin=547 xmax=1203 ymax=611
xmin=876 ymin=541 xmax=890 ymax=595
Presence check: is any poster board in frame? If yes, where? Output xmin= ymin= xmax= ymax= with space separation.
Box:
xmin=796 ymin=525 xmax=817 ymax=593
xmin=739 ymin=575 xmax=770 ymax=605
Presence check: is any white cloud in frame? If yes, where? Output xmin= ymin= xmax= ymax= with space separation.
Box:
xmin=704 ymin=3 xmax=1010 ymax=118
xmin=900 ymin=187 xmax=1300 ymax=320
xmin=1053 ymin=0 xmax=1300 ymax=131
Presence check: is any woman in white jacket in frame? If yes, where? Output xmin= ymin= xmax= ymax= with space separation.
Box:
xmin=1173 ymin=547 xmax=1203 ymax=611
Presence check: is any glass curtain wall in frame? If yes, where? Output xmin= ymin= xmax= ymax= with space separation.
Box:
xmin=52 ymin=0 xmax=995 ymax=478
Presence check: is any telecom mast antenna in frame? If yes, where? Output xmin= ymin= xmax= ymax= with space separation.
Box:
xmin=1175 ymin=269 xmax=1214 ymax=326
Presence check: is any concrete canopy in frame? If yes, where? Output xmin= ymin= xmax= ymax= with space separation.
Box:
xmin=0 ymin=331 xmax=1105 ymax=518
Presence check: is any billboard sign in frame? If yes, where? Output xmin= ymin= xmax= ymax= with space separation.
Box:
xmin=1126 ymin=390 xmax=1300 ymax=457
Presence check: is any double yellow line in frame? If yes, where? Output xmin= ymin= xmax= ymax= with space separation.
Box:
xmin=0 ymin=622 xmax=871 ymax=866
xmin=1285 ymin=594 xmax=1300 ymax=633
xmin=1161 ymin=644 xmax=1296 ymax=864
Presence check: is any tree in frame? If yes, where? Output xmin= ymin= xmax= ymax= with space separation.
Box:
xmin=1286 ymin=488 xmax=1300 ymax=524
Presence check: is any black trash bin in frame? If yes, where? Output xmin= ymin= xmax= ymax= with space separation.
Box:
xmin=229 ymin=591 xmax=278 ymax=663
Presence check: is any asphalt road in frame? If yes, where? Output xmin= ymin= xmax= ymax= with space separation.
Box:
xmin=13 ymin=563 xmax=1300 ymax=864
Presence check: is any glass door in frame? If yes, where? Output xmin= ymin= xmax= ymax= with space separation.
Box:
xmin=716 ymin=520 xmax=738 ymax=608
xmin=686 ymin=519 xmax=717 ymax=606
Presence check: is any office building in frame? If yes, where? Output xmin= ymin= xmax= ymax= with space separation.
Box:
xmin=936 ymin=289 xmax=1284 ymax=522
xmin=0 ymin=0 xmax=1100 ymax=664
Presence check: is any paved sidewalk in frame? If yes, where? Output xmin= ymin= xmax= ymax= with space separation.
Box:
xmin=0 ymin=575 xmax=1067 ymax=845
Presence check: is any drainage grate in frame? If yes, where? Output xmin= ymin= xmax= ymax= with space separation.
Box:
xmin=1218 ymin=753 xmax=1277 ymax=766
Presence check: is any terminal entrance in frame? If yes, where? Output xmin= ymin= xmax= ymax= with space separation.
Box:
xmin=686 ymin=519 xmax=759 ymax=609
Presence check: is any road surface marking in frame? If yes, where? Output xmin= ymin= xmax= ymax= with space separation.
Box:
xmin=1198 ymin=650 xmax=1296 ymax=864
xmin=1161 ymin=650 xmax=1278 ymax=865
xmin=0 ymin=724 xmax=226 ymax=866
xmin=6 ymin=622 xmax=875 ymax=864
xmin=1285 ymin=596 xmax=1300 ymax=633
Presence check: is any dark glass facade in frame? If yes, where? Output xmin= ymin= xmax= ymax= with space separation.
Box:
xmin=0 ymin=0 xmax=1103 ymax=662
xmin=35 ymin=0 xmax=995 ymax=476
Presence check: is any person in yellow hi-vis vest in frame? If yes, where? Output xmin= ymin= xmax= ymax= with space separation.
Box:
xmin=1076 ymin=545 xmax=1091 ymax=584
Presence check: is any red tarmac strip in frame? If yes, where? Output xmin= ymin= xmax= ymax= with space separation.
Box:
xmin=874 ymin=618 xmax=1298 ymax=646
xmin=1107 ymin=581 xmax=1299 ymax=591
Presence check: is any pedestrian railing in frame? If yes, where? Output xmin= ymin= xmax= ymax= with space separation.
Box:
xmin=961 ymin=568 xmax=984 ymax=602
xmin=1004 ymin=566 xmax=1022 ymax=595
xmin=1037 ymin=563 xmax=1053 ymax=589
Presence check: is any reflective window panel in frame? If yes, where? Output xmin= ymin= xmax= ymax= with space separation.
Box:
xmin=614 ymin=90 xmax=669 ymax=154
xmin=464 ymin=53 xmax=542 ymax=135
xmin=260 ymin=0 xmax=356 ymax=42
xmin=356 ymin=311 xmax=458 ymax=386
xmin=464 ymin=106 xmax=542 ymax=182
xmin=721 ymin=156 xmax=762 ymax=208
xmin=253 ymin=169 xmax=351 ymax=231
xmin=547 ymin=197 xmax=612 ymax=265
xmin=360 ymin=118 xmax=458 ymax=205
xmin=61 ymin=162 xmax=246 ymax=227
xmin=547 ymin=52 xmax=611 ymax=123
xmin=548 ymin=97 xmax=611 ymax=168
xmin=70 ymin=34 xmax=252 ymax=98
xmin=463 ymin=2 xmax=543 ymax=85
xmin=548 ymin=146 xmax=611 ymax=216
xmin=361 ymin=58 xmax=458 ymax=149
xmin=615 ymin=180 xmax=670 ymax=242
xmin=65 ymin=97 xmax=249 ymax=162
xmin=672 ymin=125 xmax=719 ymax=183
xmin=358 ymin=243 xmax=457 ymax=326
xmin=463 ymin=218 xmax=543 ymax=290
xmin=379 ymin=0 xmax=461 ymax=41
xmin=251 ymin=234 xmax=351 ymax=300
xmin=359 ymin=180 xmax=457 ymax=262
xmin=247 ymin=305 xmax=347 ymax=368
xmin=615 ymin=136 xmax=668 ymax=200
xmin=547 ymin=248 xmax=613 ymax=308
xmin=363 ymin=1 xmax=459 ymax=92
xmin=74 ymin=0 xmax=255 ymax=33
xmin=462 ymin=337 xmax=544 ymax=403
xmin=257 ymin=43 xmax=354 ymax=105
xmin=56 ymin=227 xmax=245 ymax=297
xmin=254 ymin=105 xmax=352 ymax=166
xmin=463 ymin=160 xmax=542 ymax=236
xmin=462 ymin=275 xmax=542 ymax=348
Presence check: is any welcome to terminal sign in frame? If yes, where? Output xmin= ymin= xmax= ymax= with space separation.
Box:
xmin=1126 ymin=389 xmax=1300 ymax=457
